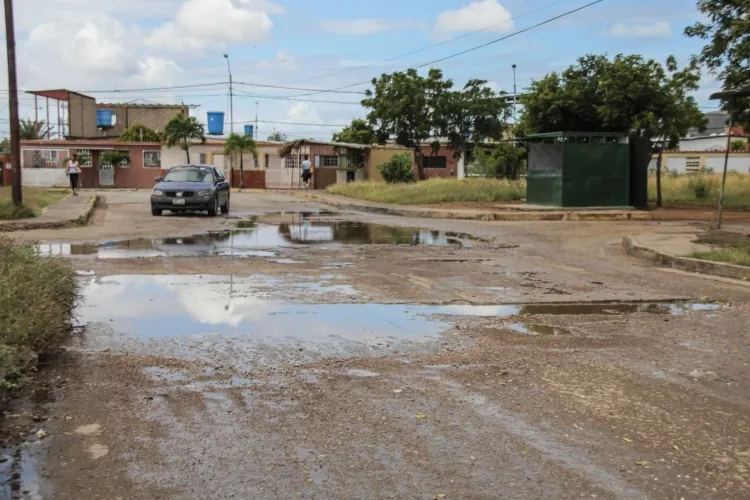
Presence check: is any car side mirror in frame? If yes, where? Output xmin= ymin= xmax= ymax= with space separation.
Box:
xmin=155 ymin=176 xmax=163 ymax=182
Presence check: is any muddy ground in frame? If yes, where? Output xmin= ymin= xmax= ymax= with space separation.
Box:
xmin=2 ymin=191 xmax=750 ymax=500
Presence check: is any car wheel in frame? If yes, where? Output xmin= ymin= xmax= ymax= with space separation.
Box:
xmin=152 ymin=207 xmax=162 ymax=216
xmin=207 ymin=196 xmax=219 ymax=216
xmin=221 ymin=196 xmax=230 ymax=214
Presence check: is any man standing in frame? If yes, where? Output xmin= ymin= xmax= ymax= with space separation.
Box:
xmin=301 ymin=155 xmax=312 ymax=189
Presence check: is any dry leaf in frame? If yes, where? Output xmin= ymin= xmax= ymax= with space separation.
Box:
xmin=36 ymin=429 xmax=47 ymax=439
xmin=471 ymin=455 xmax=476 ymax=461
xmin=731 ymin=348 xmax=740 ymax=354
xmin=414 ymin=413 xmax=427 ymax=419
xmin=623 ymin=437 xmax=632 ymax=443
xmin=635 ymin=460 xmax=649 ymax=466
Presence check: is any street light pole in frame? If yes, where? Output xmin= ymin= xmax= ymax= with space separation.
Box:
xmin=224 ymin=53 xmax=234 ymax=184
xmin=4 ymin=0 xmax=22 ymax=204
xmin=512 ymin=64 xmax=517 ymax=128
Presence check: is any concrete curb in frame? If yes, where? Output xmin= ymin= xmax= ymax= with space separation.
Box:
xmin=0 ymin=195 xmax=99 ymax=233
xmin=622 ymin=235 xmax=750 ymax=281
xmin=292 ymin=192 xmax=652 ymax=222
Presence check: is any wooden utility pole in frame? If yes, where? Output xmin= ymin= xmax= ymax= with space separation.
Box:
xmin=4 ymin=0 xmax=22 ymax=204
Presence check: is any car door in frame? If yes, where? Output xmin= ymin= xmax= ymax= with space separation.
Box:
xmin=214 ymin=168 xmax=229 ymax=203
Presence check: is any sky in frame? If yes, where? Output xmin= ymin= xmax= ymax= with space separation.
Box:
xmin=0 ymin=0 xmax=720 ymax=140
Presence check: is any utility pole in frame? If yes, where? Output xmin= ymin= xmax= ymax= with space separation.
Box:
xmin=512 ymin=64 xmax=517 ymax=129
xmin=4 ymin=0 xmax=22 ymax=204
xmin=224 ymin=53 xmax=234 ymax=134
xmin=255 ymin=101 xmax=258 ymax=140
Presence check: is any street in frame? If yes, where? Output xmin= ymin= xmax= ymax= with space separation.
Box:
xmin=6 ymin=191 xmax=750 ymax=499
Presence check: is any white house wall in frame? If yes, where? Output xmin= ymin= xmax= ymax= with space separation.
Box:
xmin=21 ymin=168 xmax=69 ymax=187
xmin=666 ymin=157 xmax=687 ymax=173
xmin=678 ymin=136 xmax=747 ymax=151
xmin=704 ymin=156 xmax=750 ymax=174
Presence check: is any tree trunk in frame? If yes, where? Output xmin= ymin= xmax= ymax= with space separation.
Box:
xmin=414 ymin=149 xmax=425 ymax=181
xmin=184 ymin=140 xmax=190 ymax=164
xmin=239 ymin=149 xmax=244 ymax=190
xmin=656 ymin=146 xmax=664 ymax=208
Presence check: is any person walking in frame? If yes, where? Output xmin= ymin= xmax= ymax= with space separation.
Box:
xmin=301 ymin=156 xmax=312 ymax=190
xmin=65 ymin=153 xmax=81 ymax=196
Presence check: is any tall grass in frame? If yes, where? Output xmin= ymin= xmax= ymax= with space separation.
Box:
xmin=649 ymin=173 xmax=750 ymax=210
xmin=328 ymin=178 xmax=526 ymax=205
xmin=0 ymin=237 xmax=79 ymax=395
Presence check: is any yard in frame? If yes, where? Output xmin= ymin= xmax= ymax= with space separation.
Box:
xmin=649 ymin=173 xmax=750 ymax=210
xmin=691 ymin=232 xmax=750 ymax=267
xmin=0 ymin=186 xmax=70 ymax=220
xmin=327 ymin=178 xmax=526 ymax=205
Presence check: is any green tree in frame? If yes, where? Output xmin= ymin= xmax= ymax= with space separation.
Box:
xmin=19 ymin=119 xmax=52 ymax=140
xmin=224 ymin=133 xmax=258 ymax=190
xmin=363 ymin=68 xmax=453 ymax=180
xmin=100 ymin=151 xmax=130 ymax=167
xmin=0 ymin=138 xmax=9 ymax=155
xmin=731 ymin=139 xmax=746 ymax=151
xmin=437 ymin=79 xmax=509 ymax=162
xmin=377 ymin=153 xmax=416 ymax=183
xmin=267 ymin=131 xmax=288 ymax=142
xmin=685 ymin=0 xmax=750 ymax=130
xmin=163 ymin=114 xmax=206 ymax=163
xmin=469 ymin=144 xmax=527 ymax=179
xmin=119 ymin=124 xmax=162 ymax=143
xmin=332 ymin=119 xmax=379 ymax=145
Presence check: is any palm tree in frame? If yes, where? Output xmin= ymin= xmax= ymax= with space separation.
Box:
xmin=163 ymin=114 xmax=206 ymax=163
xmin=267 ymin=131 xmax=288 ymax=142
xmin=224 ymin=133 xmax=258 ymax=190
xmin=19 ymin=119 xmax=52 ymax=140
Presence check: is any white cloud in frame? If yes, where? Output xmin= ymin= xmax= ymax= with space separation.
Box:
xmin=147 ymin=0 xmax=281 ymax=53
xmin=254 ymin=51 xmax=298 ymax=71
xmin=608 ymin=21 xmax=671 ymax=37
xmin=435 ymin=0 xmax=513 ymax=35
xmin=321 ymin=18 xmax=414 ymax=35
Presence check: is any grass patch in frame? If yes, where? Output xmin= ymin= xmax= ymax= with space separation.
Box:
xmin=0 ymin=237 xmax=79 ymax=396
xmin=235 ymin=216 xmax=258 ymax=228
xmin=0 ymin=186 xmax=70 ymax=220
xmin=327 ymin=178 xmax=526 ymax=205
xmin=690 ymin=234 xmax=750 ymax=266
xmin=649 ymin=173 xmax=750 ymax=210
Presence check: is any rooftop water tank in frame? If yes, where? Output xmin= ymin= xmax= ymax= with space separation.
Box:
xmin=96 ymin=110 xmax=115 ymax=128
xmin=207 ymin=112 xmax=225 ymax=135
xmin=244 ymin=124 xmax=254 ymax=137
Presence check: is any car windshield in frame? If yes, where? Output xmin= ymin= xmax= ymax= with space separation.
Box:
xmin=163 ymin=167 xmax=214 ymax=183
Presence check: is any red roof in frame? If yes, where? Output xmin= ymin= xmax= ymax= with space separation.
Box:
xmin=21 ymin=139 xmax=161 ymax=147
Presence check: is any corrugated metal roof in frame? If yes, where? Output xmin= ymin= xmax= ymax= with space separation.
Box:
xmin=21 ymin=139 xmax=162 ymax=146
xmin=97 ymin=103 xmax=188 ymax=108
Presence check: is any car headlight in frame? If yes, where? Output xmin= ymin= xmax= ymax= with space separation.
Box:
xmin=152 ymin=190 xmax=164 ymax=196
xmin=196 ymin=190 xmax=211 ymax=197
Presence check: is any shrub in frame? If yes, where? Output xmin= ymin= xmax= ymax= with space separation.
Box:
xmin=377 ymin=153 xmax=416 ymax=183
xmin=0 ymin=202 xmax=36 ymax=220
xmin=687 ymin=175 xmax=719 ymax=199
xmin=0 ymin=238 xmax=79 ymax=393
xmin=468 ymin=144 xmax=526 ymax=179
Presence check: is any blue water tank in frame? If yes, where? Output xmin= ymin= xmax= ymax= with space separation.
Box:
xmin=207 ymin=112 xmax=225 ymax=135
xmin=244 ymin=124 xmax=254 ymax=137
xmin=96 ymin=110 xmax=114 ymax=128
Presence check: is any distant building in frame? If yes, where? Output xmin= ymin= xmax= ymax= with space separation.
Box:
xmin=679 ymin=110 xmax=748 ymax=151
xmin=94 ymin=102 xmax=189 ymax=138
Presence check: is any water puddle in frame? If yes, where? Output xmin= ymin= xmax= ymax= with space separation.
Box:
xmin=0 ymin=447 xmax=42 ymax=500
xmin=77 ymin=275 xmax=720 ymax=347
xmin=508 ymin=323 xmax=571 ymax=336
xmin=38 ymin=221 xmax=465 ymax=259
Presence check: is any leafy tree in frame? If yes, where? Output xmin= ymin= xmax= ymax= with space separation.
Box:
xmin=267 ymin=131 xmax=288 ymax=142
xmin=119 ymin=124 xmax=162 ymax=143
xmin=163 ymin=114 xmax=206 ymax=163
xmin=685 ymin=0 xmax=750 ymax=130
xmin=377 ymin=153 xmax=415 ymax=183
xmin=519 ymin=54 xmax=705 ymax=206
xmin=19 ymin=119 xmax=52 ymax=140
xmin=332 ymin=119 xmax=379 ymax=145
xmin=468 ymin=144 xmax=526 ymax=179
xmin=0 ymin=138 xmax=9 ymax=155
xmin=224 ymin=133 xmax=258 ymax=189
xmin=730 ymin=139 xmax=746 ymax=151
xmin=437 ymin=79 xmax=509 ymax=161
xmin=100 ymin=151 xmax=130 ymax=167
xmin=363 ymin=68 xmax=453 ymax=180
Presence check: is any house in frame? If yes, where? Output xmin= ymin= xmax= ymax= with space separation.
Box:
xmin=654 ymin=150 xmax=750 ymax=175
xmin=679 ymin=110 xmax=748 ymax=151
xmin=93 ymin=103 xmax=189 ymax=138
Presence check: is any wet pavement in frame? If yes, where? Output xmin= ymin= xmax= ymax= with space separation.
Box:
xmin=3 ymin=191 xmax=750 ymax=499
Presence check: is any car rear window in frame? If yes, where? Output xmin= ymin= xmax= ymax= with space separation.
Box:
xmin=163 ymin=167 xmax=214 ymax=183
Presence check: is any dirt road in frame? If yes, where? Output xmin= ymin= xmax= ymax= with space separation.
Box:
xmin=3 ymin=191 xmax=750 ymax=499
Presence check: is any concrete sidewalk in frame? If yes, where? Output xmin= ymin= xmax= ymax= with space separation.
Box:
xmin=623 ymin=230 xmax=750 ymax=281
xmin=288 ymin=191 xmax=652 ymax=221
xmin=0 ymin=193 xmax=98 ymax=232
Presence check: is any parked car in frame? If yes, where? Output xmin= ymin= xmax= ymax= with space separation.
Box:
xmin=151 ymin=165 xmax=230 ymax=216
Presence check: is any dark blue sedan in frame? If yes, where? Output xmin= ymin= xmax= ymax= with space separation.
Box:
xmin=151 ymin=165 xmax=230 ymax=216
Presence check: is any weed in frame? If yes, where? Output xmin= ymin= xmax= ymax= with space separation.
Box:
xmin=649 ymin=173 xmax=750 ymax=210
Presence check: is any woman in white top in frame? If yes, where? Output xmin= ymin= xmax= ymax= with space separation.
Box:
xmin=65 ymin=154 xmax=81 ymax=196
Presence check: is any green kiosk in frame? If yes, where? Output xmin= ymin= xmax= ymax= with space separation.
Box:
xmin=525 ymin=132 xmax=631 ymax=207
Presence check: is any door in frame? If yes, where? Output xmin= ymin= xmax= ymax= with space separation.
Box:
xmin=214 ymin=168 xmax=229 ymax=204
xmin=212 ymin=154 xmax=230 ymax=186
xmin=99 ymin=164 xmax=115 ymax=186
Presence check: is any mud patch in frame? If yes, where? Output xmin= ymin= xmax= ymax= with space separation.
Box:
xmin=507 ymin=323 xmax=571 ymax=336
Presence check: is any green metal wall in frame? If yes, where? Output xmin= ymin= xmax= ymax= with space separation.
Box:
xmin=561 ymin=143 xmax=629 ymax=207
xmin=526 ymin=144 xmax=563 ymax=206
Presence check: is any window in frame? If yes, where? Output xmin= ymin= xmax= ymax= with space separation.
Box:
xmin=144 ymin=151 xmax=161 ymax=169
xmin=76 ymin=150 xmax=92 ymax=167
xmin=33 ymin=150 xmax=58 ymax=168
xmin=422 ymin=156 xmax=447 ymax=169
xmin=264 ymin=154 xmax=269 ymax=170
xmin=285 ymin=156 xmax=301 ymax=169
xmin=685 ymin=157 xmax=701 ymax=172
xmin=199 ymin=153 xmax=207 ymax=164
xmin=321 ymin=155 xmax=339 ymax=168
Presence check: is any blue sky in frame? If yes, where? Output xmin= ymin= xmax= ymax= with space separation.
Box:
xmin=1 ymin=0 xmax=720 ymax=139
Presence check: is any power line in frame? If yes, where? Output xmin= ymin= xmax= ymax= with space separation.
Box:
xmin=233 ymin=80 xmax=365 ymax=95
xmin=295 ymin=0 xmax=607 ymax=98
xmin=287 ymin=0 xmax=572 ymax=86
xmin=227 ymin=118 xmax=347 ymax=127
